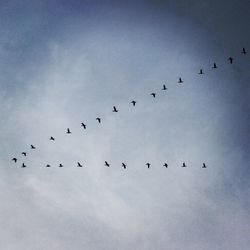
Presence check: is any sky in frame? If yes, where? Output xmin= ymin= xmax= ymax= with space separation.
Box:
xmin=0 ymin=0 xmax=249 ymax=249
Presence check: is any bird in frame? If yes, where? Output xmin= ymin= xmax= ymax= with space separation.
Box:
xmin=81 ymin=123 xmax=86 ymax=129
xmin=199 ymin=69 xmax=204 ymax=74
xmin=150 ymin=93 xmax=156 ymax=98
xmin=50 ymin=136 xmax=55 ymax=141
xmin=146 ymin=163 xmax=151 ymax=168
xmin=77 ymin=162 xmax=83 ymax=167
xmin=131 ymin=100 xmax=136 ymax=106
xmin=96 ymin=117 xmax=101 ymax=123
xmin=162 ymin=84 xmax=167 ymax=90
xmin=242 ymin=47 xmax=247 ymax=54
xmin=22 ymin=163 xmax=26 ymax=168
xmin=66 ymin=128 xmax=71 ymax=134
xmin=122 ymin=163 xmax=126 ymax=169
xmin=105 ymin=161 xmax=110 ymax=167
xmin=228 ymin=57 xmax=233 ymax=64
xmin=12 ymin=158 xmax=17 ymax=163
xmin=112 ymin=106 xmax=118 ymax=112
xmin=212 ymin=63 xmax=217 ymax=69
xmin=163 ymin=163 xmax=168 ymax=168
xmin=59 ymin=164 xmax=63 ymax=167
xmin=182 ymin=162 xmax=187 ymax=167
xmin=202 ymin=163 xmax=207 ymax=168
xmin=31 ymin=145 xmax=36 ymax=149
xmin=22 ymin=152 xmax=27 ymax=156
xmin=46 ymin=164 xmax=51 ymax=168
xmin=178 ymin=77 xmax=183 ymax=83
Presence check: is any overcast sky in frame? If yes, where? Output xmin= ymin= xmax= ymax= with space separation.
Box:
xmin=0 ymin=1 xmax=249 ymax=249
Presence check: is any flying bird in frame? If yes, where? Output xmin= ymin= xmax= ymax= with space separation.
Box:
xmin=46 ymin=164 xmax=51 ymax=168
xmin=112 ymin=106 xmax=118 ymax=112
xmin=22 ymin=163 xmax=26 ymax=168
xmin=228 ymin=57 xmax=233 ymax=64
xmin=182 ymin=162 xmax=187 ymax=168
xmin=22 ymin=152 xmax=27 ymax=156
xmin=50 ymin=136 xmax=55 ymax=141
xmin=163 ymin=163 xmax=168 ymax=168
xmin=178 ymin=77 xmax=183 ymax=83
xmin=241 ymin=47 xmax=247 ymax=54
xmin=105 ymin=161 xmax=110 ymax=167
xmin=162 ymin=84 xmax=167 ymax=90
xmin=96 ymin=117 xmax=101 ymax=123
xmin=12 ymin=158 xmax=17 ymax=163
xmin=77 ymin=162 xmax=83 ymax=167
xmin=59 ymin=164 xmax=63 ymax=167
xmin=150 ymin=93 xmax=156 ymax=98
xmin=31 ymin=145 xmax=36 ymax=149
xmin=66 ymin=128 xmax=71 ymax=134
xmin=122 ymin=163 xmax=126 ymax=169
xmin=202 ymin=163 xmax=207 ymax=168
xmin=199 ymin=69 xmax=204 ymax=74
xmin=81 ymin=123 xmax=86 ymax=129
xmin=131 ymin=100 xmax=136 ymax=106
xmin=146 ymin=163 xmax=151 ymax=168
xmin=212 ymin=63 xmax=217 ymax=69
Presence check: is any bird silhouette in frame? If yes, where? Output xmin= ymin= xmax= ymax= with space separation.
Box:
xmin=31 ymin=145 xmax=36 ymax=149
xmin=146 ymin=163 xmax=151 ymax=168
xmin=112 ymin=106 xmax=118 ymax=112
xmin=178 ymin=77 xmax=183 ymax=83
xmin=50 ymin=136 xmax=55 ymax=141
xmin=131 ymin=100 xmax=136 ymax=106
xmin=22 ymin=152 xmax=27 ymax=156
xmin=96 ymin=117 xmax=101 ymax=123
xmin=77 ymin=162 xmax=83 ymax=167
xmin=162 ymin=84 xmax=167 ymax=90
xmin=22 ymin=163 xmax=26 ymax=168
xmin=163 ymin=163 xmax=168 ymax=168
xmin=182 ymin=162 xmax=187 ymax=167
xmin=105 ymin=161 xmax=110 ymax=167
xmin=212 ymin=63 xmax=217 ymax=69
xmin=59 ymin=164 xmax=63 ymax=167
xmin=242 ymin=47 xmax=247 ymax=54
xmin=151 ymin=93 xmax=156 ymax=98
xmin=199 ymin=69 xmax=204 ymax=74
xmin=81 ymin=123 xmax=86 ymax=129
xmin=228 ymin=57 xmax=233 ymax=64
xmin=66 ymin=128 xmax=71 ymax=134
xmin=12 ymin=158 xmax=17 ymax=163
xmin=202 ymin=163 xmax=207 ymax=168
xmin=122 ymin=163 xmax=126 ymax=169
xmin=46 ymin=164 xmax=51 ymax=168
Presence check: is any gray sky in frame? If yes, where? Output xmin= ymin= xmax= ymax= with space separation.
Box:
xmin=0 ymin=1 xmax=249 ymax=249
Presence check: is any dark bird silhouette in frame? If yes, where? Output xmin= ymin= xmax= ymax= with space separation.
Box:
xmin=122 ymin=163 xmax=126 ymax=169
xmin=178 ymin=77 xmax=183 ymax=83
xmin=202 ymin=163 xmax=207 ymax=168
xmin=199 ymin=69 xmax=204 ymax=74
xmin=163 ymin=163 xmax=168 ymax=168
xmin=162 ymin=84 xmax=167 ymax=90
xmin=182 ymin=162 xmax=187 ymax=168
xmin=212 ymin=63 xmax=217 ymax=69
xmin=105 ymin=161 xmax=110 ymax=167
xmin=131 ymin=100 xmax=136 ymax=106
xmin=146 ymin=163 xmax=151 ymax=168
xmin=228 ymin=57 xmax=233 ymax=64
xmin=66 ymin=128 xmax=71 ymax=134
xmin=150 ymin=93 xmax=156 ymax=98
xmin=50 ymin=136 xmax=55 ymax=141
xmin=112 ymin=106 xmax=118 ymax=112
xmin=22 ymin=152 xmax=27 ymax=156
xmin=31 ymin=145 xmax=36 ymax=149
xmin=242 ymin=47 xmax=247 ymax=54
xmin=46 ymin=164 xmax=51 ymax=168
xmin=77 ymin=162 xmax=83 ymax=167
xmin=81 ymin=123 xmax=86 ymax=129
xmin=12 ymin=158 xmax=17 ymax=163
xmin=96 ymin=117 xmax=101 ymax=123
xmin=22 ymin=163 xmax=26 ymax=168
xmin=59 ymin=164 xmax=63 ymax=167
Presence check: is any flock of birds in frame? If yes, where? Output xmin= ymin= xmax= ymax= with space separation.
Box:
xmin=11 ymin=47 xmax=248 ymax=169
